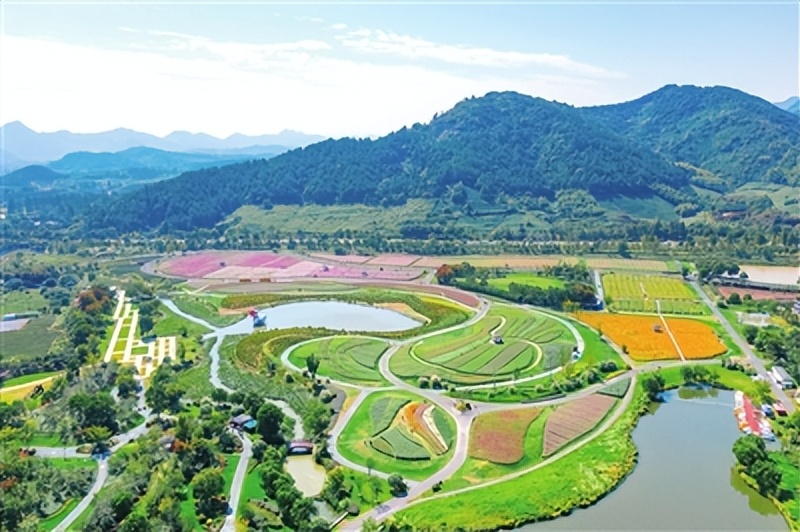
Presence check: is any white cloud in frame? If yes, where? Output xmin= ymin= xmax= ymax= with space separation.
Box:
xmin=330 ymin=23 xmax=348 ymax=31
xmin=338 ymin=29 xmax=623 ymax=78
xmin=1 ymin=32 xmax=622 ymax=139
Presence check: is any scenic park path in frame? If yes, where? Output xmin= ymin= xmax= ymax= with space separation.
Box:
xmin=160 ymin=298 xmax=304 ymax=531
xmin=345 ymin=372 xmax=639 ymax=529
xmin=656 ymin=300 xmax=686 ymax=362
xmin=53 ymin=460 xmax=109 ymax=532
xmin=692 ymin=281 xmax=796 ymax=413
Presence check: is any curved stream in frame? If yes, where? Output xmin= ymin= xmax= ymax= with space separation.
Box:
xmin=160 ymin=298 xmax=304 ymax=440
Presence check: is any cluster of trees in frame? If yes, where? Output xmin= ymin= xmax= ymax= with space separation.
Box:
xmin=245 ymin=446 xmax=328 ymax=531
xmin=732 ymin=436 xmax=786 ymax=499
xmin=0 ymin=453 xmax=95 ymax=531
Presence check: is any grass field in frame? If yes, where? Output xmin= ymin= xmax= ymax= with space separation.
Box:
xmin=288 ymin=337 xmax=389 ymax=386
xmin=0 ymin=315 xmax=60 ymax=361
xmin=0 ymin=289 xmax=48 ymax=314
xmin=1 ymin=371 xmax=60 ymax=388
xmin=338 ymin=391 xmax=456 ymax=481
xmin=40 ymin=499 xmax=80 ymax=531
xmin=487 ymin=273 xmax=565 ymax=291
xmin=602 ymin=274 xmax=706 ymax=315
xmin=172 ymin=294 xmax=241 ymax=327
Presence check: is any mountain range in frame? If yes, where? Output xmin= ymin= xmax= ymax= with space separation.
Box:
xmin=0 ymin=121 xmax=325 ymax=170
xmin=84 ymin=84 xmax=799 ymax=235
xmin=774 ymin=96 xmax=800 ymax=116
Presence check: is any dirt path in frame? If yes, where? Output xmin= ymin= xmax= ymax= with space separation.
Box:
xmin=656 ymin=300 xmax=685 ymax=361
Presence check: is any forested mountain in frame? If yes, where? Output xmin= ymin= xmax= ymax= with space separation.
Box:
xmin=582 ymin=85 xmax=800 ymax=187
xmin=85 ymin=85 xmax=798 ymax=235
xmin=774 ymin=96 xmax=799 ymax=116
xmin=87 ymin=91 xmax=690 ymax=233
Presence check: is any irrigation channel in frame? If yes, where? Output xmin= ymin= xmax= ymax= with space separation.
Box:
xmin=522 ymin=388 xmax=788 ymax=531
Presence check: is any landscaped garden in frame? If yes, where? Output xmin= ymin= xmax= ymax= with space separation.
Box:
xmin=542 ymin=393 xmax=617 ymax=456
xmin=288 ymin=337 xmax=389 ymax=386
xmin=337 ymin=391 xmax=456 ymax=480
xmin=391 ymin=305 xmax=577 ymax=387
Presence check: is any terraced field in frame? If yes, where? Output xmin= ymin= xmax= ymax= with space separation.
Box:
xmin=338 ymin=391 xmax=456 ymax=480
xmin=289 ymin=337 xmax=389 ymax=385
xmin=391 ymin=306 xmax=574 ymax=386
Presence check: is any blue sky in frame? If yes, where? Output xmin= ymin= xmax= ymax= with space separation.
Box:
xmin=1 ymin=1 xmax=797 ymax=138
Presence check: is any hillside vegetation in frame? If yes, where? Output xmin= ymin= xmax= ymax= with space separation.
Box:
xmin=60 ymin=85 xmax=800 ymax=238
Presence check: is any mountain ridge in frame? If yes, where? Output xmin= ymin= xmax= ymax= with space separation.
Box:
xmin=0 ymin=121 xmax=325 ymax=163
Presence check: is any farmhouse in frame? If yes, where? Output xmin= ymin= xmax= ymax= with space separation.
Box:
xmin=771 ymin=366 xmax=796 ymax=389
xmin=230 ymin=414 xmax=257 ymax=432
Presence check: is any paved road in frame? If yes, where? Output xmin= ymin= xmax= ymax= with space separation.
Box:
xmin=53 ymin=460 xmax=109 ymax=532
xmin=221 ymin=431 xmax=253 ymax=532
xmin=692 ymin=281 xmax=796 ymax=414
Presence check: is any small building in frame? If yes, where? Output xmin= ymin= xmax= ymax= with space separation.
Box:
xmin=230 ymin=414 xmax=257 ymax=432
xmin=287 ymin=440 xmax=314 ymax=455
xmin=158 ymin=435 xmax=176 ymax=451
xmin=771 ymin=366 xmax=796 ymax=389
xmin=652 ymin=324 xmax=663 ymax=333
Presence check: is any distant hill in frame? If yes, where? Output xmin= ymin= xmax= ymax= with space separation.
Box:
xmin=774 ymin=96 xmax=799 ymax=115
xmin=581 ymin=85 xmax=800 ymax=187
xmin=1 ymin=165 xmax=67 ymax=188
xmin=46 ymin=146 xmax=285 ymax=175
xmin=0 ymin=121 xmax=325 ymax=163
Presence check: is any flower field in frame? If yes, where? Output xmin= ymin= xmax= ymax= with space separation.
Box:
xmin=666 ymin=318 xmax=727 ymax=359
xmin=576 ymin=313 xmax=680 ymax=360
xmin=469 ymin=408 xmax=542 ymax=464
xmin=543 ymin=393 xmax=617 ymax=456
xmin=369 ymin=401 xmax=451 ymax=460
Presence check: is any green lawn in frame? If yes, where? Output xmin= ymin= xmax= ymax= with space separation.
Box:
xmin=288 ymin=336 xmax=389 ymax=386
xmin=1 ymin=371 xmax=60 ymax=388
xmin=772 ymin=452 xmax=799 ymax=528
xmin=172 ymin=294 xmax=241 ymax=327
xmin=154 ymin=305 xmax=213 ymax=337
xmin=338 ymin=391 xmax=456 ymax=481
xmin=40 ymin=499 xmax=80 ymax=531
xmin=66 ymin=499 xmax=95 ymax=531
xmin=26 ymin=432 xmax=69 ymax=447
xmin=238 ymin=463 xmax=268 ymax=514
xmin=44 ymin=458 xmax=96 ymax=470
xmin=487 ymin=273 xmax=565 ymax=291
xmin=0 ymin=289 xmax=48 ymax=314
xmin=657 ymin=364 xmax=759 ymax=395
xmin=222 ymin=454 xmax=241 ymax=492
xmin=0 ymin=315 xmax=60 ymax=361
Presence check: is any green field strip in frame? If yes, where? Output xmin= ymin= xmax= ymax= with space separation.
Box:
xmin=478 ymin=342 xmax=531 ymax=375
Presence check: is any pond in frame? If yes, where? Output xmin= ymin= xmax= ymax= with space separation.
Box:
xmin=285 ymin=454 xmax=327 ymax=497
xmin=523 ymin=388 xmax=787 ymax=531
xmin=218 ymin=301 xmax=422 ymax=336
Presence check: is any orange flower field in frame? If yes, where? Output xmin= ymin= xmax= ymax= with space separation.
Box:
xmin=576 ymin=313 xmax=679 ymax=360
xmin=577 ymin=313 xmax=728 ymax=361
xmin=666 ymin=318 xmax=727 ymax=359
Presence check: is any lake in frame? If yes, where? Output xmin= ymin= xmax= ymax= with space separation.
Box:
xmin=523 ymin=388 xmax=787 ymax=531
xmin=217 ymin=301 xmax=422 ymax=336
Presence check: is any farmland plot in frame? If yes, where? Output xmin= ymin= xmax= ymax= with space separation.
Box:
xmin=666 ymin=318 xmax=727 ymax=359
xmin=469 ymin=408 xmax=542 ymax=464
xmin=577 ymin=313 xmax=679 ymax=361
xmin=289 ymin=337 xmax=389 ymax=385
xmin=543 ymin=394 xmax=617 ymax=456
